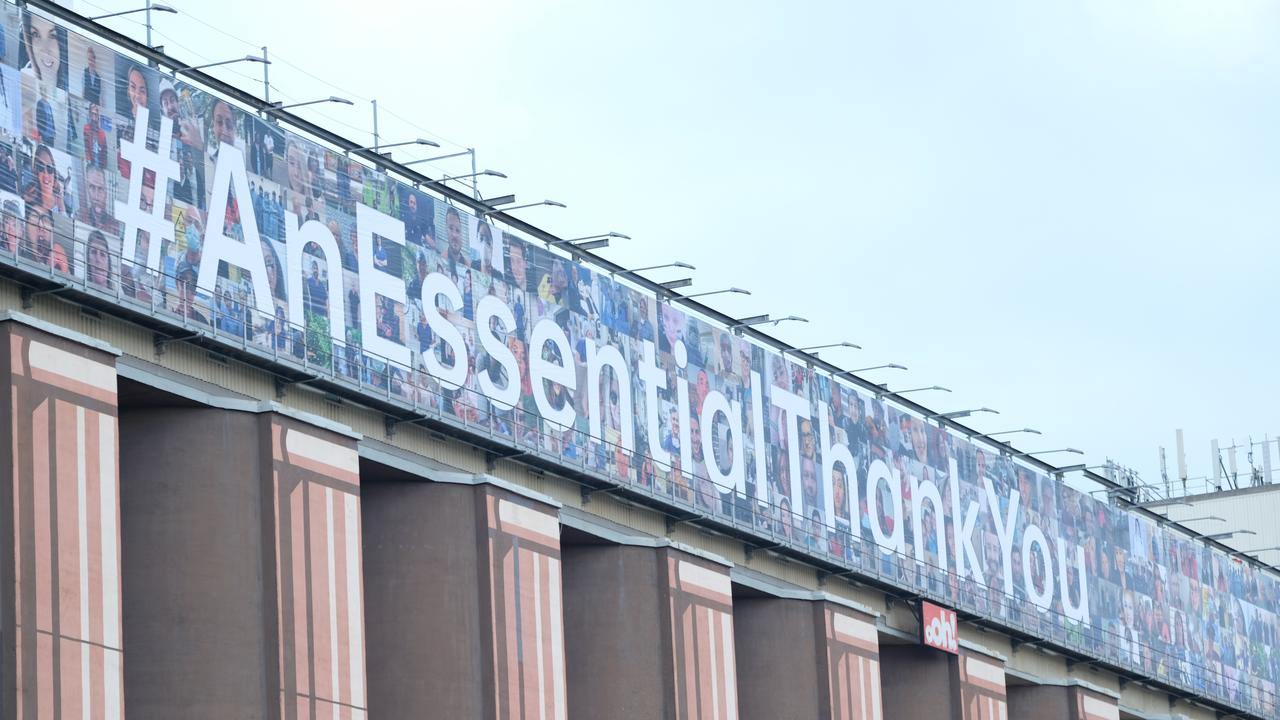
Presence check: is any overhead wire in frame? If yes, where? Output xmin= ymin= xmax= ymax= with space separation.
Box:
xmin=74 ymin=0 xmax=479 ymax=180
xmin=165 ymin=2 xmax=471 ymax=150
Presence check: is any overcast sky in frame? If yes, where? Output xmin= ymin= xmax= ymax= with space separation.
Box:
xmin=78 ymin=0 xmax=1280 ymax=495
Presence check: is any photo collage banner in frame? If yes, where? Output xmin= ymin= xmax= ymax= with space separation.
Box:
xmin=1 ymin=7 xmax=1275 ymax=715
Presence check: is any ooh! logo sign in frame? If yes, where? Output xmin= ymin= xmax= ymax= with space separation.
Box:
xmin=922 ymin=601 xmax=959 ymax=655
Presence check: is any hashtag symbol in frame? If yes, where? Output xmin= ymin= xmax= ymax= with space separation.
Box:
xmin=116 ymin=106 xmax=178 ymax=273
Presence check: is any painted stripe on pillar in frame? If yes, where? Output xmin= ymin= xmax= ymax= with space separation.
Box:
xmin=669 ymin=556 xmax=738 ymax=720
xmin=1080 ymin=693 xmax=1120 ymax=720
xmin=9 ymin=330 xmax=123 ymax=720
xmin=486 ymin=492 xmax=566 ymax=720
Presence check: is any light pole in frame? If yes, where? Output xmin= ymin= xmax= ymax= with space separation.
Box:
xmin=1011 ymin=448 xmax=1084 ymax=459
xmin=727 ymin=315 xmax=808 ymax=331
xmin=263 ymin=96 xmax=354 ymax=116
xmin=929 ymin=408 xmax=999 ymax=421
xmin=834 ymin=364 xmax=907 ymax=377
xmin=676 ymin=287 xmax=750 ymax=301
xmin=481 ymin=200 xmax=566 ymax=217
xmin=785 ymin=341 xmax=861 ymax=356
xmin=347 ymin=138 xmax=441 ymax=155
xmin=173 ymin=55 xmax=269 ymax=76
xmin=612 ymin=261 xmax=695 ymax=276
xmin=879 ymin=385 xmax=951 ymax=399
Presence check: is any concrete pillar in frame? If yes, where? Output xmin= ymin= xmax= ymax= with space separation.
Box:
xmin=119 ymin=408 xmax=365 ymax=719
xmin=1008 ymin=684 xmax=1119 ymax=720
xmin=0 ymin=319 xmax=123 ymax=719
xmin=362 ymin=478 xmax=567 ymax=719
xmin=881 ymin=645 xmax=1007 ymax=720
xmin=733 ymin=597 xmax=882 ymax=720
xmin=561 ymin=543 xmax=738 ymax=720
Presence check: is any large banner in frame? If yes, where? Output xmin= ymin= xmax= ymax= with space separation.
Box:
xmin=1 ymin=7 xmax=1275 ymax=715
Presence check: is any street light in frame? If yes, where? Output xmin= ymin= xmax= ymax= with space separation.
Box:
xmin=728 ymin=315 xmax=808 ymax=330
xmin=880 ymin=385 xmax=951 ymax=397
xmin=929 ymin=408 xmax=998 ymax=420
xmin=972 ymin=428 xmax=1041 ymax=440
xmin=785 ymin=341 xmax=862 ymax=356
xmin=1173 ymin=515 xmax=1226 ymax=524
xmin=1232 ymin=546 xmax=1280 ymax=557
xmin=834 ymin=364 xmax=908 ymax=376
xmin=347 ymin=138 xmax=440 ymax=154
xmin=679 ymin=287 xmax=750 ymax=300
xmin=1199 ymin=530 xmax=1256 ymax=542
xmin=92 ymin=4 xmax=177 ymax=20
xmin=174 ymin=55 xmax=268 ymax=76
xmin=264 ymin=96 xmax=354 ymax=114
xmin=406 ymin=149 xmax=474 ymax=165
xmin=482 ymin=200 xmax=566 ymax=217
xmin=1012 ymin=448 xmax=1083 ymax=458
xmin=614 ymin=261 xmax=695 ymax=275
xmin=552 ymin=232 xmax=630 ymax=245
xmin=416 ymin=169 xmax=508 ymax=183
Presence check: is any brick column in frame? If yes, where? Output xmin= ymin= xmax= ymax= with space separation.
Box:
xmin=362 ymin=477 xmax=567 ymax=719
xmin=119 ymin=407 xmax=364 ymax=718
xmin=562 ymin=543 xmax=738 ymax=719
xmin=0 ymin=319 xmax=123 ymax=720
xmin=734 ymin=597 xmax=882 ymax=720
xmin=881 ymin=645 xmax=1007 ymax=720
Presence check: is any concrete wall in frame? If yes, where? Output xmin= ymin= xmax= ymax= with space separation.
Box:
xmin=881 ymin=645 xmax=961 ymax=720
xmin=362 ymin=477 xmax=566 ymax=720
xmin=561 ymin=543 xmax=738 ymax=720
xmin=1009 ymin=684 xmax=1120 ymax=720
xmin=120 ymin=407 xmax=269 ymax=718
xmin=1009 ymin=684 xmax=1072 ymax=719
xmin=733 ymin=597 xmax=883 ymax=720
xmin=881 ymin=645 xmax=1007 ymax=720
xmin=119 ymin=407 xmax=364 ymax=719
xmin=734 ymin=598 xmax=822 ymax=719
xmin=561 ymin=544 xmax=670 ymax=717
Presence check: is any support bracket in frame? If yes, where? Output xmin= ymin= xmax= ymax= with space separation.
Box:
xmin=580 ymin=485 xmax=612 ymax=505
xmin=665 ymin=515 xmax=698 ymax=534
xmin=743 ymin=542 xmax=785 ymax=564
xmin=384 ymin=414 xmax=426 ymax=438
xmin=21 ymin=286 xmax=62 ymax=309
xmin=274 ymin=376 xmax=310 ymax=400
xmin=816 ymin=568 xmax=858 ymax=587
xmin=485 ymin=449 xmax=527 ymax=472
xmin=153 ymin=331 xmax=202 ymax=356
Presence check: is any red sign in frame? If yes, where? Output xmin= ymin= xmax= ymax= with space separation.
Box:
xmin=922 ymin=601 xmax=959 ymax=655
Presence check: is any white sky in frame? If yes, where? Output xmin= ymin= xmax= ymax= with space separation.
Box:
xmin=77 ymin=0 xmax=1280 ymax=494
